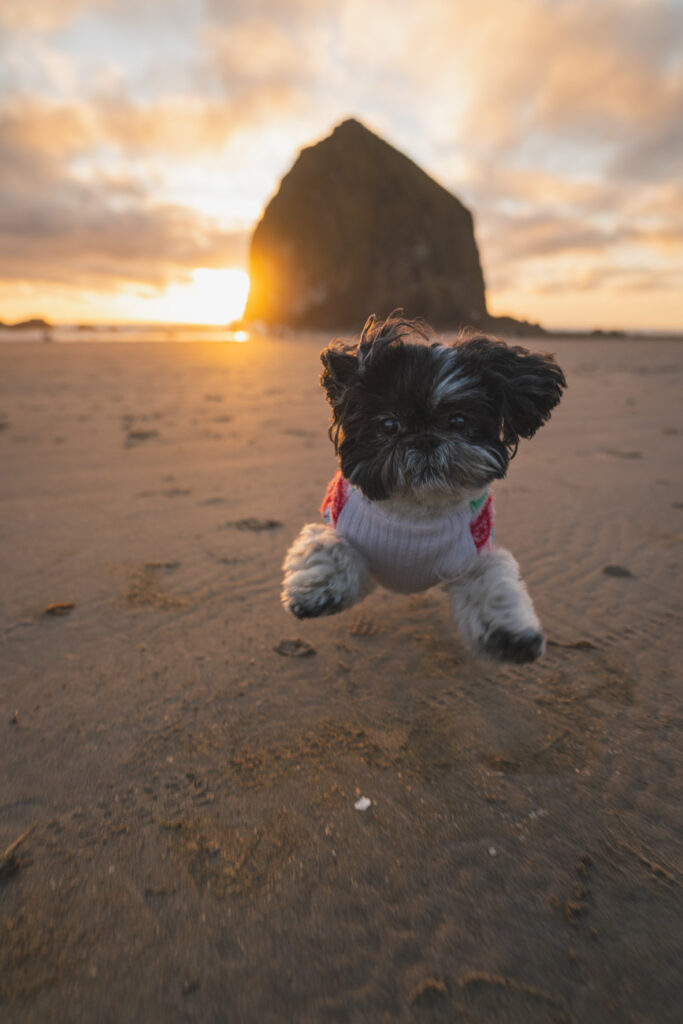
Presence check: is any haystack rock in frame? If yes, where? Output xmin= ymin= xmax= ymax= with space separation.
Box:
xmin=244 ymin=119 xmax=489 ymax=329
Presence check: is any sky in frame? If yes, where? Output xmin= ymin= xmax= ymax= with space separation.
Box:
xmin=0 ymin=0 xmax=682 ymax=330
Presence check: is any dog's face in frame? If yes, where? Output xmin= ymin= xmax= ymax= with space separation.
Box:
xmin=320 ymin=315 xmax=566 ymax=502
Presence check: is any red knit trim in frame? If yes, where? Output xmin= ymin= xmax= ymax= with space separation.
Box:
xmin=321 ymin=471 xmax=350 ymax=527
xmin=470 ymin=493 xmax=494 ymax=552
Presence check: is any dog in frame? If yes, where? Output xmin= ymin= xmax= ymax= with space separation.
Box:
xmin=281 ymin=313 xmax=566 ymax=663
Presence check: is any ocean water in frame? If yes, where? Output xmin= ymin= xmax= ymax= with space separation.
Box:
xmin=0 ymin=324 xmax=250 ymax=343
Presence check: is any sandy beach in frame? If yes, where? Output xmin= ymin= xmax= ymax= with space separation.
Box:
xmin=1 ymin=332 xmax=681 ymax=1023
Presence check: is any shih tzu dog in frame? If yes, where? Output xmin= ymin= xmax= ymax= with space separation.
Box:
xmin=281 ymin=314 xmax=566 ymax=663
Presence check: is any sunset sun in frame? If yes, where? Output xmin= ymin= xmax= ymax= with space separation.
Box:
xmin=157 ymin=268 xmax=250 ymax=325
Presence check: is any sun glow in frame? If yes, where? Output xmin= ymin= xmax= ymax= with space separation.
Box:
xmin=154 ymin=268 xmax=250 ymax=325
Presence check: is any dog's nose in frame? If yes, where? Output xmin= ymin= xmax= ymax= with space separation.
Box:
xmin=414 ymin=434 xmax=440 ymax=452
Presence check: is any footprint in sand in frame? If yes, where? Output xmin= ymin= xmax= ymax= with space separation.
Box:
xmin=125 ymin=429 xmax=159 ymax=448
xmin=283 ymin=428 xmax=315 ymax=438
xmin=124 ymin=563 xmax=187 ymax=609
xmin=350 ymin=613 xmax=379 ymax=637
xmin=136 ymin=488 xmax=191 ymax=499
xmin=162 ymin=487 xmax=191 ymax=498
xmin=603 ymin=448 xmax=643 ymax=460
xmin=225 ymin=518 xmax=283 ymax=532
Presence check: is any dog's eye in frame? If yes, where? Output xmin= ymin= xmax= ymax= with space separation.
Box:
xmin=448 ymin=413 xmax=468 ymax=431
xmin=381 ymin=417 xmax=401 ymax=435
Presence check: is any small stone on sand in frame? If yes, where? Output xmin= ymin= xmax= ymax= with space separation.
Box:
xmin=274 ymin=638 xmax=316 ymax=657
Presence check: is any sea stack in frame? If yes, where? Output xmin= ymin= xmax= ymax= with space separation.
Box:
xmin=244 ymin=119 xmax=488 ymax=329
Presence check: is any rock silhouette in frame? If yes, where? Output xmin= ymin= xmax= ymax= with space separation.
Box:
xmin=244 ymin=119 xmax=489 ymax=330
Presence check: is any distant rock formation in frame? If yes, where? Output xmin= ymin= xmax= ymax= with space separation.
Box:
xmin=0 ymin=318 xmax=52 ymax=330
xmin=244 ymin=119 xmax=490 ymax=330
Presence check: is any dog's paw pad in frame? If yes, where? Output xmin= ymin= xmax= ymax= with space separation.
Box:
xmin=483 ymin=628 xmax=545 ymax=664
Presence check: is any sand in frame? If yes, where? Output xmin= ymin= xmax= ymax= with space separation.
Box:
xmin=0 ymin=332 xmax=681 ymax=1023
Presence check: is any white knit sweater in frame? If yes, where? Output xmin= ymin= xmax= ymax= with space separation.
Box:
xmin=321 ymin=472 xmax=494 ymax=594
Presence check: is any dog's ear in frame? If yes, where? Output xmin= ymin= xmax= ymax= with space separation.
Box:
xmin=322 ymin=313 xmax=428 ymax=401
xmin=320 ymin=344 xmax=358 ymax=404
xmin=455 ymin=335 xmax=566 ymax=452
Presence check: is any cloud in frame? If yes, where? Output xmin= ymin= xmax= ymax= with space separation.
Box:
xmin=0 ymin=0 xmax=94 ymax=32
xmin=207 ymin=18 xmax=322 ymax=88
xmin=332 ymin=0 xmax=683 ymax=179
xmin=0 ymin=100 xmax=248 ymax=287
xmin=0 ymin=188 xmax=249 ymax=288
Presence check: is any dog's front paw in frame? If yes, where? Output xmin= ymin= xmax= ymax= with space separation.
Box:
xmin=287 ymin=587 xmax=345 ymax=619
xmin=482 ymin=627 xmax=546 ymax=664
xmin=281 ymin=522 xmax=374 ymax=620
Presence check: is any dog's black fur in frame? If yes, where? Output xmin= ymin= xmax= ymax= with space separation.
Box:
xmin=320 ymin=313 xmax=566 ymax=502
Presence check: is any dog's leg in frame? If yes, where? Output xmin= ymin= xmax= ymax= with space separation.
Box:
xmin=446 ymin=548 xmax=545 ymax=663
xmin=281 ymin=523 xmax=374 ymax=619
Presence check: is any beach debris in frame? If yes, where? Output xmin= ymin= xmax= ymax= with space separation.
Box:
xmin=44 ymin=602 xmax=76 ymax=616
xmin=0 ymin=827 xmax=34 ymax=883
xmin=603 ymin=564 xmax=635 ymax=578
xmin=354 ymin=796 xmax=372 ymax=811
xmin=488 ymin=846 xmax=497 ymax=857
xmin=228 ymin=517 xmax=283 ymax=532
xmin=9 ymin=710 xmax=18 ymax=725
xmin=274 ymin=638 xmax=316 ymax=658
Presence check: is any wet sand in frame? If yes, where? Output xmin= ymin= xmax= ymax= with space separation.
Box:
xmin=1 ymin=332 xmax=681 ymax=1023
